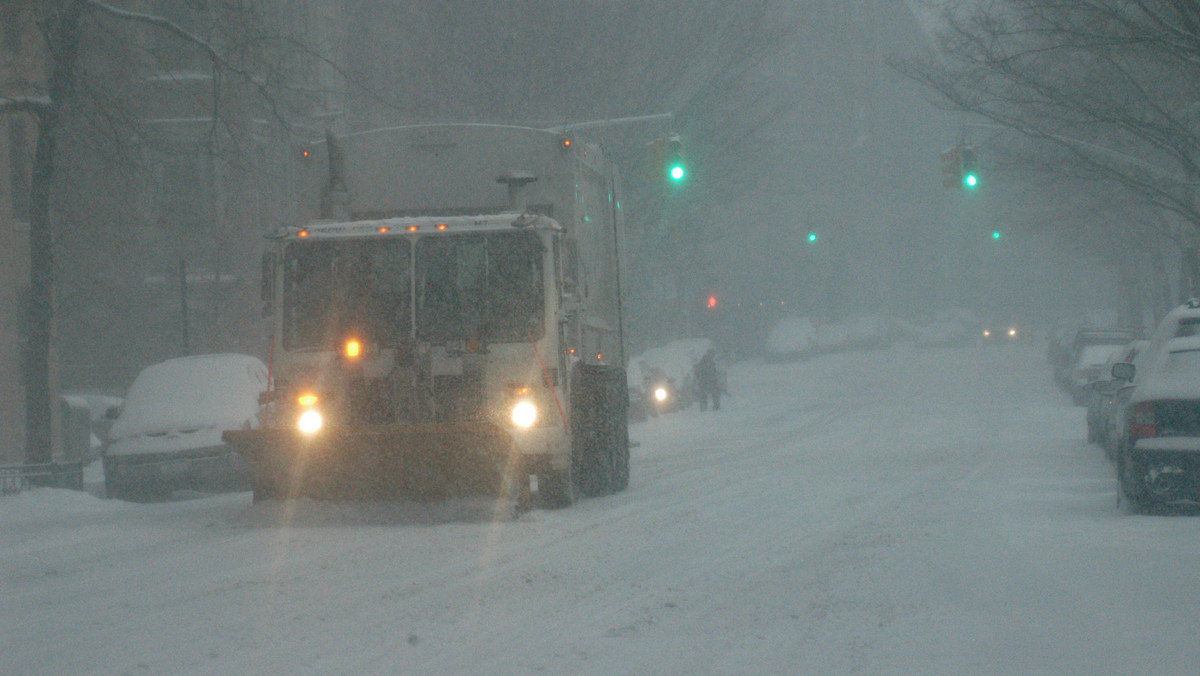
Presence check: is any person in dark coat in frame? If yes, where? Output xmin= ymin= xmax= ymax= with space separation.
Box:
xmin=693 ymin=349 xmax=721 ymax=412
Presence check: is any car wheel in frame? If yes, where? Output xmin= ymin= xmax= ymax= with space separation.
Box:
xmin=1118 ymin=451 xmax=1149 ymax=512
xmin=1144 ymin=463 xmax=1186 ymax=504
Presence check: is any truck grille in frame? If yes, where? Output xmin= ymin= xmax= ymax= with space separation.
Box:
xmin=347 ymin=377 xmax=395 ymax=424
xmin=433 ymin=375 xmax=485 ymax=423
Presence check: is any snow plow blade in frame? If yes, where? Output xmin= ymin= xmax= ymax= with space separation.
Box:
xmin=223 ymin=423 xmax=517 ymax=502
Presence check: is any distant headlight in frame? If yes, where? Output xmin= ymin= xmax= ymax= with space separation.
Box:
xmin=1007 ymin=328 xmax=1018 ymax=338
xmin=297 ymin=409 xmax=324 ymax=435
xmin=511 ymin=400 xmax=538 ymax=428
xmin=653 ymin=386 xmax=669 ymax=402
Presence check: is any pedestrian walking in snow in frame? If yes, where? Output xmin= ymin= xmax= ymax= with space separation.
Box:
xmin=694 ymin=349 xmax=722 ymax=412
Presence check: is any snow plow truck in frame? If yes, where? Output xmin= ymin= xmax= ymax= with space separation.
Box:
xmin=223 ymin=124 xmax=630 ymax=507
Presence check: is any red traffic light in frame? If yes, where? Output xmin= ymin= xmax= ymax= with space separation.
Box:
xmin=707 ymin=294 xmax=719 ymax=309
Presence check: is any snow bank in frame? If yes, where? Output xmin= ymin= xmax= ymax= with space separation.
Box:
xmin=0 ymin=487 xmax=127 ymax=526
xmin=894 ymin=309 xmax=981 ymax=347
xmin=765 ymin=310 xmax=985 ymax=358
xmin=814 ymin=315 xmax=898 ymax=352
xmin=765 ymin=316 xmax=816 ymax=361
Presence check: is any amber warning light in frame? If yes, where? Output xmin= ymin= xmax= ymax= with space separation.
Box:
xmin=344 ymin=339 xmax=362 ymax=359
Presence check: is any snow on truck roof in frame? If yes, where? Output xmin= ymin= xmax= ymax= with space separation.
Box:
xmin=274 ymin=213 xmax=562 ymax=241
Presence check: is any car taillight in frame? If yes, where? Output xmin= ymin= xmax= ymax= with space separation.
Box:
xmin=1130 ymin=402 xmax=1157 ymax=439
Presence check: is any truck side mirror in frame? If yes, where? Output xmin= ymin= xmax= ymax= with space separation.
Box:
xmin=1111 ymin=361 xmax=1135 ymax=381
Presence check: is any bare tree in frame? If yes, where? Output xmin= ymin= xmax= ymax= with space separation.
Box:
xmin=894 ymin=0 xmax=1200 ymax=315
xmin=1 ymin=0 xmax=311 ymax=465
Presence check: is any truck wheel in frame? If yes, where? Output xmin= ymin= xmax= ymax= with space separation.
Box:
xmin=572 ymin=430 xmax=613 ymax=497
xmin=537 ymin=469 xmax=575 ymax=509
xmin=571 ymin=365 xmax=614 ymax=498
xmin=612 ymin=412 xmax=630 ymax=492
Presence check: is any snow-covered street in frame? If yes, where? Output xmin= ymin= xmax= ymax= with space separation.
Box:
xmin=4 ymin=341 xmax=1200 ymax=675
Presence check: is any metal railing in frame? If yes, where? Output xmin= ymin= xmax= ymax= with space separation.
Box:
xmin=0 ymin=462 xmax=85 ymax=495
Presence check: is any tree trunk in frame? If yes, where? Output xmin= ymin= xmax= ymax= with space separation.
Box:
xmin=24 ymin=2 xmax=83 ymax=464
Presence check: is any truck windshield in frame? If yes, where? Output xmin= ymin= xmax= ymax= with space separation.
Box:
xmin=415 ymin=231 xmax=544 ymax=343
xmin=282 ymin=239 xmax=412 ymax=350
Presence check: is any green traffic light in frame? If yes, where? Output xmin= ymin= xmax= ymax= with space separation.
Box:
xmin=669 ymin=164 xmax=685 ymax=181
xmin=964 ymin=173 xmax=978 ymax=188
xmin=991 ymin=230 xmax=1001 ymax=240
xmin=807 ymin=232 xmax=818 ymax=243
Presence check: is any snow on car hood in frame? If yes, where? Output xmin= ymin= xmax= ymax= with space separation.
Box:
xmin=108 ymin=353 xmax=268 ymax=442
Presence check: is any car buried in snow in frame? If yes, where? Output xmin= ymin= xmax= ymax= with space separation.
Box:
xmin=101 ymin=354 xmax=268 ymax=502
xmin=1112 ymin=300 xmax=1200 ymax=510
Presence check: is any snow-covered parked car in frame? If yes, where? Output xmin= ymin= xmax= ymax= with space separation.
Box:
xmin=765 ymin=317 xmax=816 ymax=362
xmin=1115 ymin=336 xmax=1200 ymax=510
xmin=1113 ymin=300 xmax=1200 ymax=510
xmin=102 ymin=353 xmax=268 ymax=501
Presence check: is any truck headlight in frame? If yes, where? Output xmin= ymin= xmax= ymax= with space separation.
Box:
xmin=298 ymin=409 xmax=324 ymax=435
xmin=511 ymin=400 xmax=538 ymax=428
